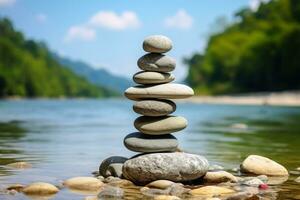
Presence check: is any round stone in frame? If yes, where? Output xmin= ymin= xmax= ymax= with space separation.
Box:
xmin=137 ymin=53 xmax=176 ymax=72
xmin=143 ymin=35 xmax=172 ymax=53
xmin=133 ymin=71 xmax=175 ymax=85
xmin=133 ymin=99 xmax=176 ymax=116
xmin=124 ymin=83 xmax=194 ymax=100
xmin=189 ymin=186 xmax=235 ymax=196
xmin=63 ymin=177 xmax=104 ymax=191
xmin=240 ymin=155 xmax=289 ymax=176
xmin=99 ymin=156 xmax=128 ymax=178
xmin=124 ymin=132 xmax=178 ymax=152
xmin=134 ymin=116 xmax=187 ymax=135
xmin=122 ymin=152 xmax=209 ymax=184
xmin=22 ymin=182 xmax=59 ymax=195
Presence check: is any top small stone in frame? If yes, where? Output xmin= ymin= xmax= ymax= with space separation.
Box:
xmin=143 ymin=35 xmax=172 ymax=53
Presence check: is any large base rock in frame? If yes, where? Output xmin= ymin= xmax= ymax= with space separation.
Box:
xmin=122 ymin=152 xmax=209 ymax=184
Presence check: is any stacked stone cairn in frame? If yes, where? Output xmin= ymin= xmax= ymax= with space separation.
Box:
xmin=122 ymin=35 xmax=209 ymax=184
xmin=99 ymin=35 xmax=209 ymax=185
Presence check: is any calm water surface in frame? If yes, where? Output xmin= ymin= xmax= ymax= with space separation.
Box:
xmin=0 ymin=99 xmax=299 ymax=199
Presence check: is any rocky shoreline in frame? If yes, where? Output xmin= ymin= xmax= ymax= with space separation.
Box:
xmin=185 ymin=91 xmax=300 ymax=107
xmin=2 ymin=154 xmax=300 ymax=200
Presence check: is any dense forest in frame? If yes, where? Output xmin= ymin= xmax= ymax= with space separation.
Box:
xmin=0 ymin=18 xmax=115 ymax=98
xmin=185 ymin=0 xmax=300 ymax=94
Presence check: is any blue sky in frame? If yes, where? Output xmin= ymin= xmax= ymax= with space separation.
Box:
xmin=0 ymin=0 xmax=260 ymax=80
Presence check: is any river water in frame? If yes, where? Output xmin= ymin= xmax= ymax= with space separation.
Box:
xmin=0 ymin=99 xmax=299 ymax=199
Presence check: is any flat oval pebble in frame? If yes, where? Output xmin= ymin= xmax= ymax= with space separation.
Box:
xmin=143 ymin=35 xmax=172 ymax=53
xmin=63 ymin=177 xmax=104 ymax=191
xmin=241 ymin=155 xmax=289 ymax=176
xmin=125 ymin=83 xmax=194 ymax=100
xmin=124 ymin=132 xmax=178 ymax=152
xmin=133 ymin=71 xmax=174 ymax=85
xmin=189 ymin=186 xmax=235 ymax=196
xmin=122 ymin=152 xmax=209 ymax=184
xmin=137 ymin=53 xmax=176 ymax=72
xmin=133 ymin=99 xmax=176 ymax=116
xmin=146 ymin=180 xmax=175 ymax=189
xmin=134 ymin=116 xmax=187 ymax=135
xmin=22 ymin=182 xmax=59 ymax=195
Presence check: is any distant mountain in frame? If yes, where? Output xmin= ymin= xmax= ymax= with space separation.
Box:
xmin=0 ymin=18 xmax=115 ymax=98
xmin=52 ymin=53 xmax=132 ymax=93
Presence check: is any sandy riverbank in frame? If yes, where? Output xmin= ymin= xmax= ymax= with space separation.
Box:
xmin=185 ymin=91 xmax=300 ymax=106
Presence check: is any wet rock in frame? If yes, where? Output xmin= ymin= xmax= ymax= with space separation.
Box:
xmin=242 ymin=178 xmax=264 ymax=187
xmin=96 ymin=175 xmax=105 ymax=181
xmin=107 ymin=163 xmax=123 ymax=178
xmin=154 ymin=195 xmax=181 ymax=200
xmin=140 ymin=187 xmax=170 ymax=196
xmin=63 ymin=177 xmax=103 ymax=191
xmin=22 ymin=182 xmax=59 ymax=195
xmin=6 ymin=184 xmax=25 ymax=192
xmin=99 ymin=156 xmax=128 ymax=178
xmin=189 ymin=186 xmax=235 ymax=196
xmin=203 ymin=171 xmax=238 ymax=183
xmin=226 ymin=191 xmax=259 ymax=200
xmin=240 ymin=155 xmax=289 ymax=176
xmin=295 ymin=176 xmax=300 ymax=183
xmin=104 ymin=176 xmax=121 ymax=183
xmin=6 ymin=161 xmax=32 ymax=169
xmin=168 ymin=184 xmax=190 ymax=196
xmin=146 ymin=180 xmax=176 ymax=189
xmin=107 ymin=179 xmax=134 ymax=187
xmin=266 ymin=175 xmax=288 ymax=185
xmin=256 ymin=175 xmax=268 ymax=183
xmin=289 ymin=170 xmax=300 ymax=175
xmin=208 ymin=164 xmax=224 ymax=171
xmin=97 ymin=185 xmax=123 ymax=199
xmin=123 ymin=152 xmax=209 ymax=184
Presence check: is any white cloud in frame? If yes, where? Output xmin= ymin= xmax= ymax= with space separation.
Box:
xmin=88 ymin=11 xmax=140 ymax=30
xmin=249 ymin=0 xmax=270 ymax=11
xmin=36 ymin=13 xmax=47 ymax=23
xmin=0 ymin=0 xmax=15 ymax=7
xmin=64 ymin=10 xmax=140 ymax=42
xmin=164 ymin=9 xmax=193 ymax=30
xmin=64 ymin=25 xmax=96 ymax=42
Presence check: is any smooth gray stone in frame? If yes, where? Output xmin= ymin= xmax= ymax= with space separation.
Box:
xmin=99 ymin=156 xmax=128 ymax=178
xmin=137 ymin=53 xmax=176 ymax=72
xmin=133 ymin=71 xmax=175 ymax=85
xmin=134 ymin=115 xmax=187 ymax=135
xmin=133 ymin=99 xmax=176 ymax=116
xmin=124 ymin=83 xmax=194 ymax=100
xmin=124 ymin=132 xmax=178 ymax=153
xmin=143 ymin=35 xmax=172 ymax=53
xmin=122 ymin=152 xmax=209 ymax=184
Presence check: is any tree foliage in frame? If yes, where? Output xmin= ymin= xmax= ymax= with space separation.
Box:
xmin=0 ymin=18 xmax=115 ymax=97
xmin=185 ymin=0 xmax=300 ymax=94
